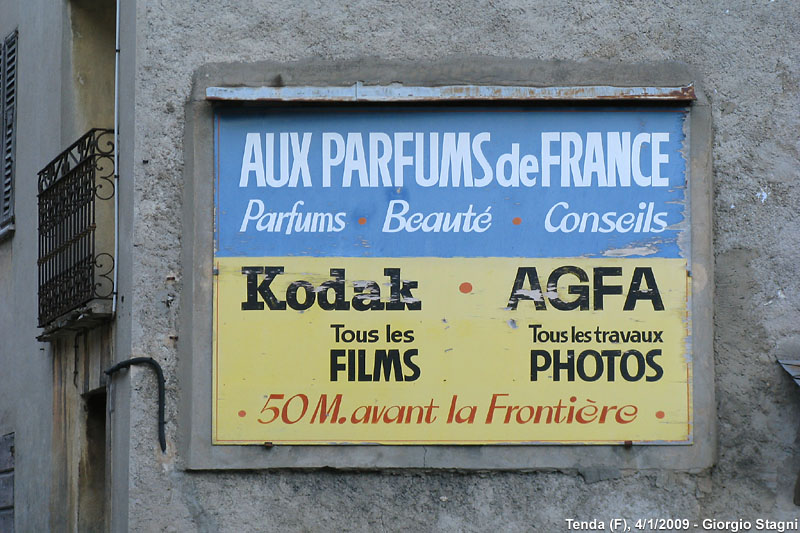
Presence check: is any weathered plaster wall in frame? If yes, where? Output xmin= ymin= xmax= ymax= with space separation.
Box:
xmin=0 ymin=1 xmax=67 ymax=531
xmin=124 ymin=1 xmax=800 ymax=530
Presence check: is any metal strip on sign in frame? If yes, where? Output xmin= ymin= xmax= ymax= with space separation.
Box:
xmin=206 ymin=84 xmax=696 ymax=102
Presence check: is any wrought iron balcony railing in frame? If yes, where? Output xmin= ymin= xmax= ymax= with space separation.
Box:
xmin=38 ymin=128 xmax=115 ymax=328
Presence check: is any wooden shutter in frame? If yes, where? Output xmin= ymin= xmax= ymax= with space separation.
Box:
xmin=1 ymin=30 xmax=17 ymax=228
xmin=0 ymin=433 xmax=13 ymax=532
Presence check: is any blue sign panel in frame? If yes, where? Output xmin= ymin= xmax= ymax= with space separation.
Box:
xmin=215 ymin=107 xmax=687 ymax=259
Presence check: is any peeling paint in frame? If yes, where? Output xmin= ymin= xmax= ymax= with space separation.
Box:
xmin=514 ymin=288 xmax=543 ymax=301
xmin=206 ymin=84 xmax=696 ymax=102
xmin=603 ymin=245 xmax=658 ymax=257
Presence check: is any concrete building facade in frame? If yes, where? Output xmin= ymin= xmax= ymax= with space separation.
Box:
xmin=0 ymin=0 xmax=799 ymax=531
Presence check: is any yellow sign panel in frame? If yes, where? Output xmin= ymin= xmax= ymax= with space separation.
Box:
xmin=213 ymin=257 xmax=690 ymax=444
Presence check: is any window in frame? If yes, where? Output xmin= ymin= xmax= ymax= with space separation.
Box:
xmin=37 ymin=128 xmax=114 ymax=328
xmin=0 ymin=29 xmax=17 ymax=240
xmin=0 ymin=433 xmax=13 ymax=531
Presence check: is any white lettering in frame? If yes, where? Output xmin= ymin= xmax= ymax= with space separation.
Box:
xmin=561 ymin=132 xmax=584 ymax=187
xmin=632 ymin=132 xmax=651 ymax=186
xmin=439 ymin=132 xmax=473 ymax=187
xmin=651 ymin=132 xmax=669 ymax=186
xmin=240 ymin=133 xmax=266 ymax=187
xmin=393 ymin=132 xmax=413 ymax=187
xmin=382 ymin=200 xmax=493 ymax=233
xmin=343 ymin=133 xmax=368 ymax=187
xmin=369 ymin=132 xmax=393 ymax=187
xmin=322 ymin=132 xmax=344 ymax=187
xmin=541 ymin=132 xmax=560 ymax=187
xmin=545 ymin=201 xmax=668 ymax=234
xmin=496 ymin=143 xmax=520 ymax=187
xmin=288 ymin=133 xmax=312 ymax=187
xmin=240 ymin=199 xmax=265 ymax=231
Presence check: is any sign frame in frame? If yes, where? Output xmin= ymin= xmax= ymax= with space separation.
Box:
xmin=179 ymin=59 xmax=713 ymax=470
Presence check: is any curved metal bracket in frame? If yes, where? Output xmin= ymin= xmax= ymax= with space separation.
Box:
xmin=105 ymin=357 xmax=166 ymax=452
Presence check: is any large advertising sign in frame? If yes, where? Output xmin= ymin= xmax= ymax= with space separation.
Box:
xmin=212 ymin=106 xmax=691 ymax=445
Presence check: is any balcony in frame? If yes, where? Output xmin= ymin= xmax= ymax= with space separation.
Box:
xmin=37 ymin=128 xmax=115 ymax=332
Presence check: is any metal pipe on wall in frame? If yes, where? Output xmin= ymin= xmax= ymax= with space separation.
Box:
xmin=112 ymin=0 xmax=119 ymax=314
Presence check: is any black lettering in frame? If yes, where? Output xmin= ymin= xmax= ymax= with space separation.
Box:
xmin=620 ymin=349 xmax=645 ymax=381
xmin=347 ymin=349 xmax=356 ymax=381
xmin=600 ymin=350 xmax=621 ymax=381
xmin=373 ymin=349 xmax=404 ymax=381
xmin=357 ymin=349 xmax=372 ymax=381
xmin=318 ymin=268 xmax=351 ymax=310
xmin=402 ymin=349 xmax=421 ymax=381
xmin=530 ymin=349 xmax=551 ymax=381
xmin=547 ymin=266 xmax=589 ymax=310
xmin=623 ymin=267 xmax=665 ymax=311
xmin=384 ymin=268 xmax=421 ymax=311
xmin=286 ymin=280 xmax=315 ymax=310
xmin=646 ymin=349 xmax=664 ymax=381
xmin=593 ymin=267 xmax=623 ymax=310
xmin=577 ymin=350 xmax=603 ymax=381
xmin=241 ymin=266 xmax=287 ymax=310
xmin=553 ymin=349 xmax=575 ymax=382
xmin=241 ymin=266 xmax=265 ymax=310
xmin=508 ymin=267 xmax=546 ymax=310
xmin=352 ymin=281 xmax=385 ymax=311
xmin=330 ymin=349 xmax=345 ymax=381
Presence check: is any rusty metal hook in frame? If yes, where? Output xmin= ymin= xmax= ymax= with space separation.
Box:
xmin=105 ymin=357 xmax=166 ymax=452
